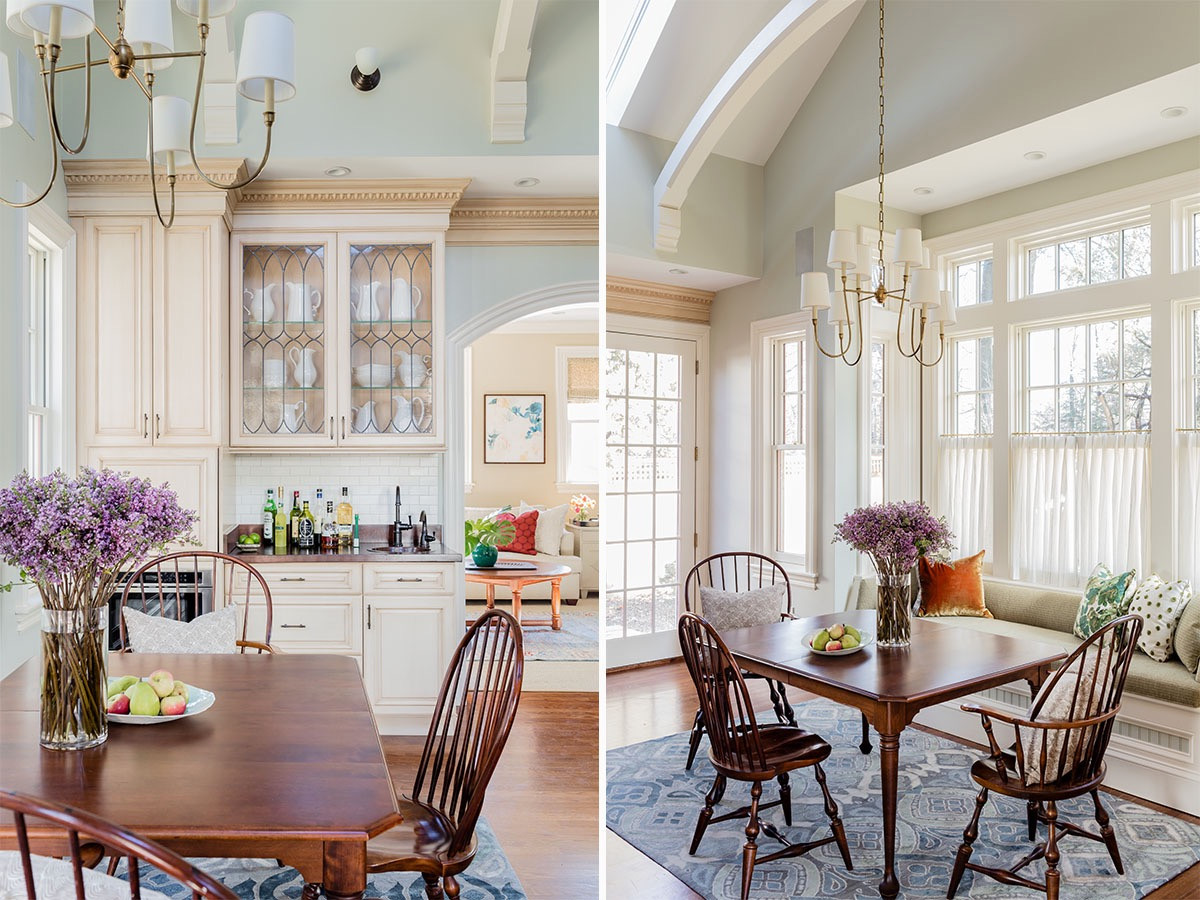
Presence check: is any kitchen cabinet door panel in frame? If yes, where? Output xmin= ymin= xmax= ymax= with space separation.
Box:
xmin=363 ymin=598 xmax=453 ymax=716
xmin=243 ymin=598 xmax=362 ymax=655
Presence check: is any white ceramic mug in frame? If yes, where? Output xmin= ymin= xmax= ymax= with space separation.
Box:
xmin=288 ymin=346 xmax=319 ymax=388
xmin=283 ymin=400 xmax=307 ymax=432
xmin=262 ymin=359 xmax=286 ymax=388
xmin=284 ymin=283 xmax=322 ymax=323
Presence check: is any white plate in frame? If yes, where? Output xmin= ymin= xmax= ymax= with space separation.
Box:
xmin=107 ymin=681 xmax=215 ymax=725
xmin=804 ymin=627 xmax=874 ymax=656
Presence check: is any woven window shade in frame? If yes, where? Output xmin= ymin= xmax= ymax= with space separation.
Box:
xmin=567 ymin=356 xmax=599 ymax=402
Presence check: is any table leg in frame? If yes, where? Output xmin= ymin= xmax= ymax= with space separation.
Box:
xmin=878 ymin=731 xmax=901 ymax=899
xmin=322 ymin=840 xmax=367 ymax=900
xmin=511 ymin=586 xmax=522 ymax=624
xmin=485 ymin=584 xmax=496 ymax=611
xmin=551 ymin=578 xmax=562 ymax=631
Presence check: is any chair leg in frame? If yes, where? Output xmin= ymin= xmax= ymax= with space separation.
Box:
xmin=686 ymin=708 xmax=705 ymax=770
xmin=741 ymin=781 xmax=762 ymax=900
xmin=1045 ymin=801 xmax=1060 ymax=900
xmin=690 ymin=774 xmax=726 ymax=854
xmin=859 ymin=713 xmax=872 ymax=754
xmin=1092 ymin=789 xmax=1124 ymax=875
xmin=948 ymin=787 xmax=988 ymax=899
xmin=1027 ymin=800 xmax=1040 ymax=841
xmin=814 ymin=761 xmax=853 ymax=871
xmin=302 ymin=883 xmax=323 ymax=900
xmin=768 ymin=681 xmax=797 ymax=726
xmin=777 ymin=772 xmax=792 ymax=827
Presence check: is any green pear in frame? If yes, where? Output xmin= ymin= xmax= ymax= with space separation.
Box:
xmin=844 ymin=625 xmax=861 ymax=641
xmin=812 ymin=628 xmax=831 ymax=650
xmin=125 ymin=681 xmax=161 ymax=717
xmin=107 ymin=675 xmax=138 ymax=699
xmin=841 ymin=634 xmax=860 ymax=649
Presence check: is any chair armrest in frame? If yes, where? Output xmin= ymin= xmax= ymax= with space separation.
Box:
xmin=559 ymin=531 xmax=574 ymax=554
xmin=960 ymin=702 xmax=1024 ymax=727
xmin=236 ymin=640 xmax=274 ymax=655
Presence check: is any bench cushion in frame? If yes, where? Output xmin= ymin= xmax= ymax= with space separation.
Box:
xmin=980 ymin=580 xmax=1080 ymax=633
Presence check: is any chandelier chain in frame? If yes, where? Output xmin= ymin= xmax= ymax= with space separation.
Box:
xmin=876 ymin=0 xmax=885 ymax=276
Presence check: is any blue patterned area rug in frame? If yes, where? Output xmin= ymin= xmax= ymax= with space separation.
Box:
xmin=116 ymin=817 xmax=525 ymax=899
xmin=607 ymin=699 xmax=1200 ymax=899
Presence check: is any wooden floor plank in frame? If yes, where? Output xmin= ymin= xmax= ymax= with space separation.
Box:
xmin=606 ymin=661 xmax=1200 ymax=900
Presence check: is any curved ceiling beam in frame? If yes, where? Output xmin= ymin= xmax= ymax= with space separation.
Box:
xmin=653 ymin=0 xmax=858 ymax=252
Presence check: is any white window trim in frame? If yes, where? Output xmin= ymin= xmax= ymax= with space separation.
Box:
xmin=1181 ymin=298 xmax=1200 ymax=430
xmin=942 ymin=328 xmax=996 ymax=438
xmin=554 ymin=345 xmax=600 ymax=493
xmin=1015 ymin=209 xmax=1152 ymax=300
xmin=941 ymin=245 xmax=995 ymax=310
xmin=750 ymin=313 xmax=817 ymax=589
xmin=1175 ymin=196 xmax=1200 ymax=273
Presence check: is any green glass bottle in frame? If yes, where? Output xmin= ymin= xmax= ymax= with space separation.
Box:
xmin=273 ymin=484 xmax=288 ymax=549
xmin=289 ymin=491 xmax=301 ymax=547
xmin=261 ymin=488 xmax=277 ymax=546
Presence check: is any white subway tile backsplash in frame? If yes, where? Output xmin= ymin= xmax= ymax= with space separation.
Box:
xmin=233 ymin=453 xmax=441 ymax=526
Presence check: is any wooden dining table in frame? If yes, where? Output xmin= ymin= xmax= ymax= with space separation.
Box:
xmin=0 ymin=652 xmax=400 ymax=900
xmin=721 ymin=610 xmax=1067 ymax=900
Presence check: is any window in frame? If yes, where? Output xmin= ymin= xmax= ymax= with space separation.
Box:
xmin=868 ymin=340 xmax=886 ymax=504
xmin=1023 ymin=314 xmax=1150 ymax=433
xmin=26 ymin=241 xmax=50 ymax=477
xmin=1190 ymin=304 xmax=1200 ymax=427
xmin=948 ymin=335 xmax=994 ymax=435
xmin=1026 ymin=221 xmax=1150 ymax=295
xmin=772 ymin=335 xmax=808 ymax=565
xmin=936 ymin=335 xmax=994 ymax=559
xmin=1181 ymin=302 xmax=1200 ymax=591
xmin=1193 ymin=211 xmax=1200 ymax=268
xmin=954 ymin=257 xmax=993 ymax=307
xmin=556 ymin=347 xmax=600 ymax=487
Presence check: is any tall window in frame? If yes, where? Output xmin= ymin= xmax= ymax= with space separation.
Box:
xmin=937 ymin=336 xmax=993 ymax=559
xmin=26 ymin=241 xmax=50 ymax=478
xmin=1026 ymin=220 xmax=1150 ymax=295
xmin=556 ymin=348 xmax=600 ymax=486
xmin=950 ymin=335 xmax=993 ymax=435
xmin=1181 ymin=303 xmax=1200 ymax=591
xmin=772 ymin=335 xmax=808 ymax=566
xmin=1189 ymin=304 xmax=1200 ymax=426
xmin=868 ymin=340 xmax=886 ymax=504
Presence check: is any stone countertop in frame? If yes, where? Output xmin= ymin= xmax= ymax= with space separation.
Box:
xmin=223 ymin=524 xmax=463 ymax=564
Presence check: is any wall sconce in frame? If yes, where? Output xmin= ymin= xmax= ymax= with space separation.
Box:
xmin=351 ymin=46 xmax=380 ymax=92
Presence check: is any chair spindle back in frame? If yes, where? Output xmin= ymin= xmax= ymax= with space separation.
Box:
xmin=684 ymin=552 xmax=792 ymax=618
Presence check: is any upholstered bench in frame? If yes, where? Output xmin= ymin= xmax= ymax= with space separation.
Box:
xmin=846 ymin=575 xmax=1200 ymax=815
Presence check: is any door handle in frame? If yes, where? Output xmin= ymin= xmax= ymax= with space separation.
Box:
xmin=329 ymin=416 xmax=335 ymax=441
xmin=367 ymin=604 xmax=371 ymax=630
xmin=279 ymin=623 xmax=307 ymax=629
xmin=279 ymin=577 xmax=306 ymax=582
xmin=341 ymin=416 xmax=346 ymax=440
xmin=143 ymin=413 xmax=149 ymax=438
xmin=155 ymin=413 xmax=161 ymax=439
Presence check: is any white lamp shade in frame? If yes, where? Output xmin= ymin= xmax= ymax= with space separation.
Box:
xmin=237 ymin=10 xmax=295 ymax=102
xmin=124 ymin=0 xmax=174 ymax=69
xmin=931 ymin=291 xmax=957 ymax=325
xmin=0 ymin=51 xmax=13 ymax=128
xmin=828 ymin=294 xmax=850 ymax=324
xmin=826 ymin=228 xmax=857 ymax=270
xmin=354 ymin=45 xmax=378 ymax=76
xmin=909 ymin=268 xmax=940 ymax=309
xmin=175 ymin=0 xmax=236 ymax=18
xmin=894 ymin=227 xmax=924 ymax=266
xmin=147 ymin=94 xmax=190 ymax=162
xmin=19 ymin=0 xmax=95 ymax=39
xmin=856 ymin=244 xmax=877 ymax=287
xmin=7 ymin=0 xmax=35 ymax=37
xmin=799 ymin=272 xmax=831 ymax=311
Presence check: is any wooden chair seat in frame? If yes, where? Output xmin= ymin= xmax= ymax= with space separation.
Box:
xmin=365 ymin=796 xmax=476 ymax=877
xmin=971 ymin=755 xmax=1107 ymax=801
xmin=709 ymin=725 xmax=832 ymax=781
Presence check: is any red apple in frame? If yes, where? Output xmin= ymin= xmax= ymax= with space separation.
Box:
xmin=159 ymin=694 xmax=187 ymax=716
xmin=825 ymin=640 xmax=843 ymax=652
xmin=106 ymin=693 xmax=131 ymax=715
xmin=147 ymin=669 xmax=175 ymax=698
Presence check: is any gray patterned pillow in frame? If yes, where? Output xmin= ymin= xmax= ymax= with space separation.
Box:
xmin=698 ymin=583 xmax=786 ymax=632
xmin=1127 ymin=575 xmax=1193 ymax=662
xmin=123 ymin=604 xmax=238 ymax=654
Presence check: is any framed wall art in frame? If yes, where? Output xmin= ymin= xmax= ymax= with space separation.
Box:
xmin=483 ymin=394 xmax=546 ymax=464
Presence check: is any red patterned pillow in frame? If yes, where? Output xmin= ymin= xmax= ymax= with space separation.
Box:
xmin=497 ymin=510 xmax=538 ymax=555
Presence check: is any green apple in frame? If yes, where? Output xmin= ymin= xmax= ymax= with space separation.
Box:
xmin=125 ymin=681 xmax=161 ymax=717
xmin=812 ymin=628 xmax=831 ymax=650
xmin=147 ymin=669 xmax=175 ymax=698
xmin=107 ymin=675 xmax=138 ymax=698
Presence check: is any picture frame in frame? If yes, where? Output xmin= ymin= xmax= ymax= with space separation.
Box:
xmin=483 ymin=394 xmax=546 ymax=464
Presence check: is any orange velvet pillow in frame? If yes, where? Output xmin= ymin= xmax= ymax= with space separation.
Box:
xmin=917 ymin=550 xmax=992 ymax=618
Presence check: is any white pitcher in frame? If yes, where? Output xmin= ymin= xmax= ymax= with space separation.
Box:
xmin=351 ymin=401 xmax=378 ymax=434
xmin=391 ymin=395 xmax=427 ymax=433
xmin=287 ymin=346 xmax=319 ymax=388
xmin=389 ymin=277 xmax=424 ymax=322
xmin=351 ymin=282 xmax=382 ymax=322
xmin=284 ymin=283 xmax=322 ymax=323
xmin=395 ymin=350 xmax=432 ymax=388
xmin=243 ymin=284 xmax=278 ymax=323
xmin=283 ymin=400 xmax=307 ymax=433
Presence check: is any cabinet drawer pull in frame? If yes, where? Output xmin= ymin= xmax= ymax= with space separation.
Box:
xmin=329 ymin=416 xmax=335 ymax=441
xmin=155 ymin=413 xmax=161 ymax=439
xmin=279 ymin=623 xmax=307 ymax=629
xmin=279 ymin=577 xmax=306 ymax=582
xmin=341 ymin=416 xmax=346 ymax=440
xmin=393 ymin=576 xmax=425 ymax=583
xmin=143 ymin=413 xmax=149 ymax=439
xmin=367 ymin=604 xmax=371 ymax=630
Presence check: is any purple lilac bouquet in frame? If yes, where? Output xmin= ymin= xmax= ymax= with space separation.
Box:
xmin=832 ymin=500 xmax=954 ymax=581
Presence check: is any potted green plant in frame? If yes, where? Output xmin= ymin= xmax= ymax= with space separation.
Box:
xmin=464 ymin=512 xmax=517 ymax=568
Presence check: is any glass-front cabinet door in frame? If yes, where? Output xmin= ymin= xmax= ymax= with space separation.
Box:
xmin=232 ymin=234 xmax=337 ymax=447
xmin=337 ymin=234 xmax=443 ymax=447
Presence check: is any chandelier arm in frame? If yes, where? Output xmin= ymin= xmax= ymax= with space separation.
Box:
xmin=146 ymin=78 xmax=177 ymax=229
xmin=843 ymin=297 xmax=866 ymax=367
xmin=45 ymin=36 xmax=92 ymax=155
xmin=0 ymin=71 xmax=61 ymax=208
xmin=894 ymin=299 xmax=923 ymax=359
xmin=185 ymin=31 xmax=275 ymax=191
xmin=49 ymin=57 xmax=113 ymax=75
xmin=916 ymin=328 xmax=946 ymax=367
xmin=810 ymin=315 xmax=850 ymax=360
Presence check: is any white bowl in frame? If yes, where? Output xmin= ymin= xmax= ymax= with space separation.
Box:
xmin=804 ymin=627 xmax=873 ymax=656
xmin=353 ymin=363 xmax=394 ymax=388
xmin=108 ymin=681 xmax=215 ymax=725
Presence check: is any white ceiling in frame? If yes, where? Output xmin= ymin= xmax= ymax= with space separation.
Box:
xmin=607 ymin=251 xmax=757 ymax=293
xmin=491 ymin=301 xmax=600 ymax=334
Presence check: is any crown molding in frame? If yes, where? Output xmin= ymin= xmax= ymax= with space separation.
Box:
xmin=236 ymin=177 xmax=472 ymax=212
xmin=447 ymin=197 xmax=598 ymax=245
xmin=63 ymin=159 xmax=247 ymax=219
xmin=605 ymin=276 xmax=714 ymax=323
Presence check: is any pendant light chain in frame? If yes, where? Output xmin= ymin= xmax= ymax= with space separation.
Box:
xmin=876 ymin=0 xmax=886 ymax=279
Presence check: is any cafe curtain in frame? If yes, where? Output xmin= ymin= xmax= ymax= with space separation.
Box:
xmin=935 ymin=435 xmax=992 ymax=560
xmin=1179 ymin=430 xmax=1200 ymax=589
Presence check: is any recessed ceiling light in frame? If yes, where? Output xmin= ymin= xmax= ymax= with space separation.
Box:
xmin=1023 ymin=151 xmax=1046 ymax=161
xmin=667 ymin=267 xmax=688 ymax=275
xmin=1161 ymin=106 xmax=1188 ymax=118
xmin=513 ymin=177 xmax=541 ymax=187
xmin=913 ymin=187 xmax=933 ymax=196
xmin=325 ymin=166 xmax=351 ymax=177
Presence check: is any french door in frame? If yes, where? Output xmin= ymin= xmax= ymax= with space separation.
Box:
xmin=605 ymin=332 xmax=697 ymax=667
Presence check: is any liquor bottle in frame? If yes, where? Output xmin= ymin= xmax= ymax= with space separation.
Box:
xmin=262 ymin=488 xmax=276 ymax=545
xmin=273 ymin=484 xmax=288 ymax=549
xmin=322 ymin=501 xmax=337 ymax=549
xmin=289 ymin=491 xmax=302 ymax=547
xmin=297 ymin=501 xmax=317 ymax=549
xmin=314 ymin=488 xmax=325 ymax=532
xmin=336 ymin=487 xmax=353 ymax=547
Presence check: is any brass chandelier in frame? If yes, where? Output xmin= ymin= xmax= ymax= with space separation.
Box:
xmin=0 ymin=0 xmax=295 ymax=227
xmin=799 ymin=0 xmax=953 ymax=368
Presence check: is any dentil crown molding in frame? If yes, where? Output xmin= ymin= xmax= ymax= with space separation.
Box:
xmin=448 ymin=197 xmax=598 ymax=245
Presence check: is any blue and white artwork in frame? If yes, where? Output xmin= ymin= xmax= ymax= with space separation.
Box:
xmin=483 ymin=394 xmax=545 ymax=463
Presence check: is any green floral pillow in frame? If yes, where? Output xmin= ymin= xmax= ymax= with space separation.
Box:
xmin=1073 ymin=564 xmax=1137 ymax=639
xmin=1127 ymin=575 xmax=1193 ymax=662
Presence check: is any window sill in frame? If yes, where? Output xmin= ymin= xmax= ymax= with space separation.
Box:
xmin=555 ymin=482 xmax=599 ymax=494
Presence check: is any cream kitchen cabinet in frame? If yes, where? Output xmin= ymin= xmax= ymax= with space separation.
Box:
xmin=230 ymin=231 xmax=445 ymax=449
xmin=362 ymin=592 xmax=457 ymax=731
xmin=77 ymin=216 xmax=228 ymax=447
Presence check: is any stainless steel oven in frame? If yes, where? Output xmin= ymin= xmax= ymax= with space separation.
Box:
xmin=106 ymin=569 xmax=213 ymax=650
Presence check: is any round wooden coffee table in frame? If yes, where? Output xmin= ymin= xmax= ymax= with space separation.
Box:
xmin=465 ymin=561 xmax=570 ymax=630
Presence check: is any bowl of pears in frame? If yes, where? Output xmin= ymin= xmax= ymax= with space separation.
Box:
xmin=805 ymin=622 xmax=872 ymax=656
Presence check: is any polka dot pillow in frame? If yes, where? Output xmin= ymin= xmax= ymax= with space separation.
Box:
xmin=1128 ymin=575 xmax=1193 ymax=662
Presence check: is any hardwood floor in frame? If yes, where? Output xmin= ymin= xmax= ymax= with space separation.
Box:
xmin=606 ymin=661 xmax=1200 ymax=899
xmin=383 ymin=691 xmax=598 ymax=900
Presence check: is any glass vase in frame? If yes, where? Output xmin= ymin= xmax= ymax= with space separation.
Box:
xmin=40 ymin=606 xmax=108 ymax=750
xmin=876 ymin=573 xmax=912 ymax=648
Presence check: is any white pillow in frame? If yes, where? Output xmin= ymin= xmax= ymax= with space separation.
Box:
xmin=0 ymin=851 xmax=172 ymax=900
xmin=123 ymin=604 xmax=238 ymax=654
xmin=698 ymin=583 xmax=787 ymax=631
xmin=1128 ymin=575 xmax=1193 ymax=662
xmin=519 ymin=501 xmax=569 ymax=556
xmin=1022 ymin=656 xmax=1101 ymax=785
